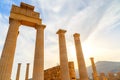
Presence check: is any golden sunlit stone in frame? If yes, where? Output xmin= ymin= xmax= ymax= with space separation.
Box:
xmin=74 ymin=33 xmax=89 ymax=80
xmin=44 ymin=62 xmax=76 ymax=80
xmin=90 ymin=57 xmax=99 ymax=80
xmin=0 ymin=2 xmax=45 ymax=80
xmin=56 ymin=29 xmax=71 ymax=80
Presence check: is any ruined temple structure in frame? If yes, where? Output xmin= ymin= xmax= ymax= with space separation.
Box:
xmin=0 ymin=2 xmax=46 ymax=80
xmin=99 ymin=73 xmax=107 ymax=80
xmin=90 ymin=58 xmax=120 ymax=80
xmin=107 ymin=72 xmax=117 ymax=80
xmin=44 ymin=62 xmax=76 ymax=80
xmin=2 ymin=2 xmax=120 ymax=80
xmin=0 ymin=2 xmax=89 ymax=80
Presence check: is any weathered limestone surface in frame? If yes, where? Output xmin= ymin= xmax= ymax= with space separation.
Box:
xmin=56 ymin=29 xmax=70 ymax=80
xmin=107 ymin=72 xmax=116 ymax=80
xmin=90 ymin=57 xmax=99 ymax=80
xmin=16 ymin=63 xmax=21 ymax=80
xmin=44 ymin=62 xmax=76 ymax=80
xmin=69 ymin=62 xmax=76 ymax=80
xmin=10 ymin=2 xmax=41 ymax=27
xmin=0 ymin=2 xmax=45 ymax=80
xmin=73 ymin=33 xmax=88 ymax=80
xmin=25 ymin=63 xmax=30 ymax=80
xmin=0 ymin=19 xmax=20 ymax=80
xmin=116 ymin=72 xmax=120 ymax=80
xmin=99 ymin=73 xmax=108 ymax=80
xmin=32 ymin=25 xmax=46 ymax=80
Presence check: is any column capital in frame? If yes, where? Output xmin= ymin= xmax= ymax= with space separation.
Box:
xmin=56 ymin=29 xmax=66 ymax=34
xmin=18 ymin=63 xmax=21 ymax=65
xmin=35 ymin=24 xmax=46 ymax=30
xmin=9 ymin=18 xmax=21 ymax=24
xmin=27 ymin=63 xmax=30 ymax=65
xmin=90 ymin=57 xmax=94 ymax=60
xmin=73 ymin=33 xmax=80 ymax=37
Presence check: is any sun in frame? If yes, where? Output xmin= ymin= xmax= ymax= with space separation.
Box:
xmin=67 ymin=39 xmax=99 ymax=67
xmin=67 ymin=40 xmax=95 ymax=60
xmin=82 ymin=41 xmax=94 ymax=59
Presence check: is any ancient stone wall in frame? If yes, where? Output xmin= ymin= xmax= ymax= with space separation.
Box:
xmin=44 ymin=62 xmax=76 ymax=80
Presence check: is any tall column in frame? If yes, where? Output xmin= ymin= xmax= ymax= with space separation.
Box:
xmin=90 ymin=57 xmax=99 ymax=80
xmin=16 ymin=63 xmax=21 ymax=80
xmin=0 ymin=19 xmax=20 ymax=80
xmin=32 ymin=25 xmax=46 ymax=80
xmin=73 ymin=33 xmax=88 ymax=80
xmin=25 ymin=63 xmax=30 ymax=80
xmin=56 ymin=29 xmax=70 ymax=80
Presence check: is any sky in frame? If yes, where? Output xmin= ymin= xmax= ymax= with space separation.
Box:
xmin=0 ymin=0 xmax=120 ymax=80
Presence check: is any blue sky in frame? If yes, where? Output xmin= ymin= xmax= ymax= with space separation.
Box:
xmin=0 ymin=0 xmax=120 ymax=80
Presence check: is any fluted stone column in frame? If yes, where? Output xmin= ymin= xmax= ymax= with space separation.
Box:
xmin=25 ymin=63 xmax=30 ymax=80
xmin=0 ymin=19 xmax=20 ymax=80
xmin=32 ymin=25 xmax=46 ymax=80
xmin=73 ymin=33 xmax=88 ymax=80
xmin=16 ymin=63 xmax=21 ymax=80
xmin=90 ymin=57 xmax=99 ymax=80
xmin=56 ymin=29 xmax=70 ymax=80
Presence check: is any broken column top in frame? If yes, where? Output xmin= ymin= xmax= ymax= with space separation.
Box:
xmin=20 ymin=2 xmax=34 ymax=11
xmin=73 ymin=33 xmax=80 ymax=37
xmin=18 ymin=63 xmax=21 ymax=65
xmin=27 ymin=63 xmax=30 ymax=65
xmin=56 ymin=29 xmax=66 ymax=34
xmin=90 ymin=57 xmax=94 ymax=60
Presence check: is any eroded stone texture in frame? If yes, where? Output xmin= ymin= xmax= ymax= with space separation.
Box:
xmin=32 ymin=25 xmax=46 ymax=80
xmin=44 ymin=62 xmax=76 ymax=80
xmin=0 ymin=2 xmax=45 ymax=80
xmin=99 ymin=73 xmax=108 ymax=80
xmin=73 ymin=33 xmax=88 ymax=80
xmin=16 ymin=63 xmax=21 ymax=80
xmin=107 ymin=72 xmax=116 ymax=80
xmin=10 ymin=2 xmax=41 ymax=27
xmin=25 ymin=63 xmax=30 ymax=80
xmin=0 ymin=19 xmax=20 ymax=80
xmin=90 ymin=57 xmax=99 ymax=80
xmin=56 ymin=29 xmax=70 ymax=80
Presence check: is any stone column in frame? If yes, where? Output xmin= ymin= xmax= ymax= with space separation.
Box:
xmin=0 ymin=19 xmax=20 ymax=80
xmin=25 ymin=63 xmax=30 ymax=80
xmin=16 ymin=63 xmax=21 ymax=80
xmin=90 ymin=57 xmax=99 ymax=80
xmin=68 ymin=62 xmax=76 ymax=80
xmin=32 ymin=25 xmax=46 ymax=80
xmin=73 ymin=33 xmax=88 ymax=80
xmin=56 ymin=29 xmax=70 ymax=80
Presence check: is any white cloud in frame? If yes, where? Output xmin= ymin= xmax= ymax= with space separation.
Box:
xmin=29 ymin=0 xmax=120 ymax=78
